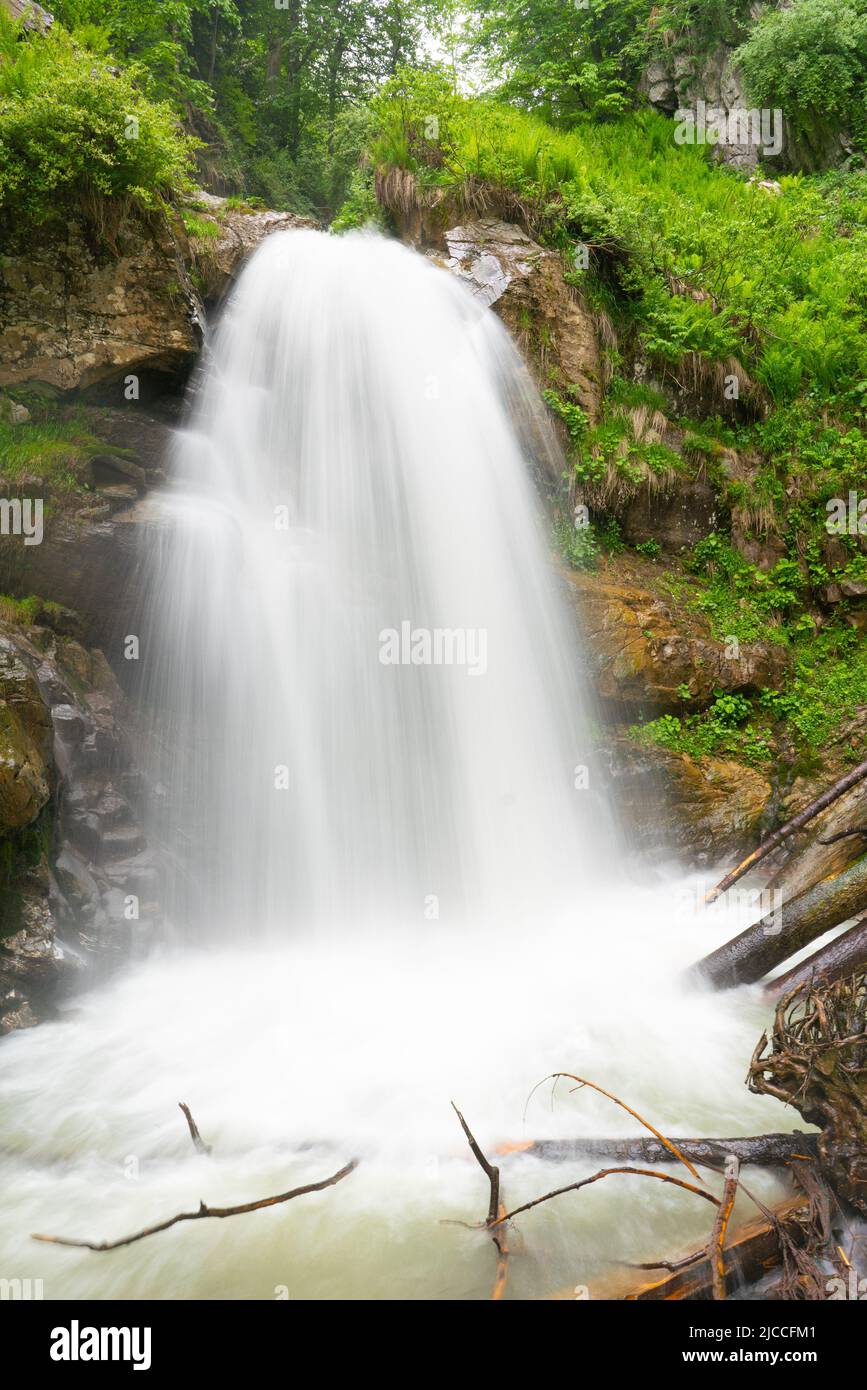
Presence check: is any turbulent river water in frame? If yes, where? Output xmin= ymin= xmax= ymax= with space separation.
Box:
xmin=0 ymin=231 xmax=794 ymax=1299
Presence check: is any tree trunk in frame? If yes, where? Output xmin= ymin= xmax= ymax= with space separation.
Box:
xmin=497 ymin=1133 xmax=817 ymax=1167
xmin=691 ymin=854 xmax=867 ymax=990
xmin=765 ymin=915 xmax=867 ymax=998
xmin=579 ymin=1197 xmax=809 ymax=1301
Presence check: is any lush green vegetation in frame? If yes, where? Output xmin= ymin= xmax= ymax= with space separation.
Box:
xmin=734 ymin=0 xmax=867 ymax=153
xmin=365 ymin=74 xmax=867 ymax=402
xmin=0 ymin=11 xmax=192 ymax=224
xmin=42 ymin=0 xmax=436 ymax=217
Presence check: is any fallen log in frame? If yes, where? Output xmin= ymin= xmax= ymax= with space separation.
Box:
xmin=692 ymin=852 xmax=867 ymax=990
xmin=705 ymin=756 xmax=867 ymax=904
xmin=765 ymin=914 xmax=867 ymax=998
xmin=496 ymin=1132 xmax=817 ymax=1167
xmin=572 ymin=1196 xmax=810 ymax=1301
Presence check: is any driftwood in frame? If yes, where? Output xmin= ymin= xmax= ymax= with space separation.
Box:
xmin=749 ymin=974 xmax=867 ymax=1216
xmin=710 ymin=1156 xmax=740 ymax=1299
xmin=496 ymin=1132 xmax=817 ymax=1167
xmin=705 ymin=756 xmax=867 ymax=904
xmin=573 ymin=1196 xmax=810 ymax=1300
xmin=692 ymin=852 xmax=867 ymax=989
xmin=765 ymin=915 xmax=867 ymax=998
xmin=32 ymin=1160 xmax=358 ymax=1251
xmin=450 ymin=1103 xmax=510 ymax=1300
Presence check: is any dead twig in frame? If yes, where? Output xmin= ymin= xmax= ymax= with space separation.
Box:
xmin=32 ymin=1160 xmax=359 ymax=1252
xmin=451 ymin=1102 xmax=510 ymax=1300
xmin=179 ymin=1101 xmax=212 ymax=1156
xmin=710 ymin=1154 xmax=740 ymax=1300
xmin=525 ymin=1073 xmax=701 ymax=1179
xmin=490 ymin=1166 xmax=720 ymax=1228
xmin=819 ymin=827 xmax=867 ymax=846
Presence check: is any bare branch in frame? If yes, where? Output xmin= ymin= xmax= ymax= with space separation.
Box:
xmin=490 ymin=1166 xmax=719 ymax=1228
xmin=32 ymin=1160 xmax=359 ymax=1252
xmin=451 ymin=1102 xmax=510 ymax=1299
xmin=710 ymin=1155 xmax=740 ymax=1300
xmin=179 ymin=1101 xmax=212 ymax=1156
xmin=525 ymin=1073 xmax=701 ymax=1179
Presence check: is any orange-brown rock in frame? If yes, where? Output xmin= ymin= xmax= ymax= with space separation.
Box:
xmin=567 ymin=562 xmax=790 ymax=715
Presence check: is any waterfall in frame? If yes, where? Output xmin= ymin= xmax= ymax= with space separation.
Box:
xmin=137 ymin=229 xmax=617 ymax=935
xmin=0 ymin=229 xmax=788 ymax=1302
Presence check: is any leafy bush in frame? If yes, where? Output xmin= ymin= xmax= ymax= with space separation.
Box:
xmin=0 ymin=13 xmax=193 ymax=224
xmin=733 ymin=0 xmax=867 ymax=150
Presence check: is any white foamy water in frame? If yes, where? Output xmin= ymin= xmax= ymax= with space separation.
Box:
xmin=0 ymin=231 xmax=794 ymax=1299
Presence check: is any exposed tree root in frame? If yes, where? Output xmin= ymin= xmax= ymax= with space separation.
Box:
xmin=749 ymin=973 xmax=867 ymax=1216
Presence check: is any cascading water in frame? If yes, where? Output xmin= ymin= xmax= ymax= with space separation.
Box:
xmin=0 ymin=231 xmax=794 ymax=1300
xmin=136 ymin=228 xmax=617 ymax=934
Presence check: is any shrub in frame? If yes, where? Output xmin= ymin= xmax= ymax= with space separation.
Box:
xmin=733 ymin=0 xmax=867 ymax=149
xmin=0 ymin=13 xmax=193 ymax=225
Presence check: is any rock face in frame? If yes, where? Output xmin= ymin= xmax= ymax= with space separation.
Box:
xmin=769 ymin=779 xmax=867 ymax=906
xmin=612 ymin=739 xmax=772 ymax=860
xmin=568 ymin=564 xmax=790 ymax=717
xmin=0 ymin=636 xmax=52 ymax=831
xmin=0 ymin=623 xmax=158 ymax=1033
xmin=0 ymin=210 xmax=204 ymax=395
xmin=439 ymin=218 xmax=602 ymax=430
xmin=186 ymin=192 xmax=318 ymax=303
xmin=642 ymin=31 xmax=851 ymax=172
xmin=620 ymin=477 xmax=720 ymax=552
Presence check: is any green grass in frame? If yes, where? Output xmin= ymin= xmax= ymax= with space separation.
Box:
xmin=0 ymin=594 xmax=64 ymax=626
xmin=181 ymin=213 xmax=220 ymax=241
xmin=0 ymin=413 xmax=102 ymax=490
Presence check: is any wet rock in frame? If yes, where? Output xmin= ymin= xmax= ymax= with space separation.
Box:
xmin=614 ymin=739 xmax=773 ymax=861
xmin=0 ymin=621 xmax=160 ymax=1032
xmin=13 ymin=497 xmax=154 ymax=652
xmin=567 ymin=564 xmax=790 ymax=716
xmin=90 ymin=455 xmax=147 ymax=490
xmin=184 ymin=196 xmax=318 ymax=303
xmin=439 ymin=218 xmax=602 ymax=431
xmin=0 ymin=638 xmax=52 ymax=830
xmin=620 ymin=477 xmax=719 ymax=551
